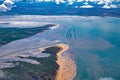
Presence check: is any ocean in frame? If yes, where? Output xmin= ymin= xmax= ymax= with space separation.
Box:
xmin=0 ymin=15 xmax=120 ymax=80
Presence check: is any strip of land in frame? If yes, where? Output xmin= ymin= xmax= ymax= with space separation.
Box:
xmin=40 ymin=44 xmax=76 ymax=80
xmin=55 ymin=44 xmax=76 ymax=80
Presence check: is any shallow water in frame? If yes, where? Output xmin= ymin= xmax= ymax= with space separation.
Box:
xmin=0 ymin=16 xmax=120 ymax=80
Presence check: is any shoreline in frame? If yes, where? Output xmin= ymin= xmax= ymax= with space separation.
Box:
xmin=55 ymin=44 xmax=76 ymax=80
xmin=40 ymin=44 xmax=76 ymax=80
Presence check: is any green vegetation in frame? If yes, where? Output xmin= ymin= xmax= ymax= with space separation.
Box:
xmin=0 ymin=24 xmax=60 ymax=80
xmin=0 ymin=24 xmax=55 ymax=45
xmin=2 ymin=46 xmax=61 ymax=80
xmin=0 ymin=24 xmax=61 ymax=80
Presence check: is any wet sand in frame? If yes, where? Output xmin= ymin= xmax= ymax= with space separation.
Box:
xmin=55 ymin=44 xmax=76 ymax=80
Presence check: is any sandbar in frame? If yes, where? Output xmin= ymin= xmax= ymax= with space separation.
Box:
xmin=55 ymin=44 xmax=76 ymax=80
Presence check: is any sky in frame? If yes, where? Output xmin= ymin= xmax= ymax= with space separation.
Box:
xmin=0 ymin=0 xmax=120 ymax=12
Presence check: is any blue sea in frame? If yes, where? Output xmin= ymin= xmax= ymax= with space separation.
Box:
xmin=43 ymin=16 xmax=120 ymax=80
xmin=1 ymin=15 xmax=120 ymax=80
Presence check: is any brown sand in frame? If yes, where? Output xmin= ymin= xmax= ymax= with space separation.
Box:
xmin=55 ymin=44 xmax=76 ymax=80
xmin=39 ymin=44 xmax=76 ymax=80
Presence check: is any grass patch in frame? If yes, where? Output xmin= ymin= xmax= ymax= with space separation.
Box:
xmin=0 ymin=24 xmax=55 ymax=45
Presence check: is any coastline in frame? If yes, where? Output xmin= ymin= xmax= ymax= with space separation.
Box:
xmin=40 ymin=44 xmax=76 ymax=80
xmin=55 ymin=44 xmax=76 ymax=80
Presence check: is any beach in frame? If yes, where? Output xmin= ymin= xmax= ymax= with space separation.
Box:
xmin=55 ymin=44 xmax=76 ymax=80
xmin=40 ymin=44 xmax=76 ymax=80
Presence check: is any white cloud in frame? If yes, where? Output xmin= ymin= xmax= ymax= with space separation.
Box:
xmin=110 ymin=4 xmax=117 ymax=8
xmin=4 ymin=0 xmax=14 ymax=4
xmin=80 ymin=4 xmax=94 ymax=8
xmin=77 ymin=0 xmax=83 ymax=2
xmin=102 ymin=4 xmax=111 ymax=8
xmin=0 ymin=0 xmax=119 ymax=10
xmin=0 ymin=4 xmax=7 ymax=12
xmin=98 ymin=0 xmax=105 ymax=4
xmin=0 ymin=0 xmax=14 ymax=12
xmin=102 ymin=4 xmax=118 ymax=9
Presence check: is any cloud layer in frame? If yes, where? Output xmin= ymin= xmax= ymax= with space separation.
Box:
xmin=0 ymin=0 xmax=120 ymax=11
xmin=15 ymin=0 xmax=120 ymax=8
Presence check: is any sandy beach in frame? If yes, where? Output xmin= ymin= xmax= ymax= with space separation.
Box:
xmin=40 ymin=44 xmax=76 ymax=80
xmin=55 ymin=44 xmax=76 ymax=80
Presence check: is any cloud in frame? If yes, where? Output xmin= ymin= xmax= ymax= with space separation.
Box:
xmin=80 ymin=4 xmax=94 ymax=8
xmin=0 ymin=4 xmax=8 ymax=12
xmin=0 ymin=0 xmax=119 ymax=11
xmin=0 ymin=0 xmax=14 ymax=12
xmin=102 ymin=4 xmax=118 ymax=9
xmin=110 ymin=4 xmax=117 ymax=8
xmin=99 ymin=77 xmax=114 ymax=80
xmin=98 ymin=0 xmax=105 ymax=4
xmin=97 ymin=0 xmax=118 ymax=8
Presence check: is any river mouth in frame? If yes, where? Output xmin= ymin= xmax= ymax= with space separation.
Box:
xmin=0 ymin=15 xmax=120 ymax=80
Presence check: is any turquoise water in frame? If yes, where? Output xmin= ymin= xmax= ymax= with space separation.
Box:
xmin=43 ymin=16 xmax=120 ymax=80
xmin=1 ymin=16 xmax=120 ymax=80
